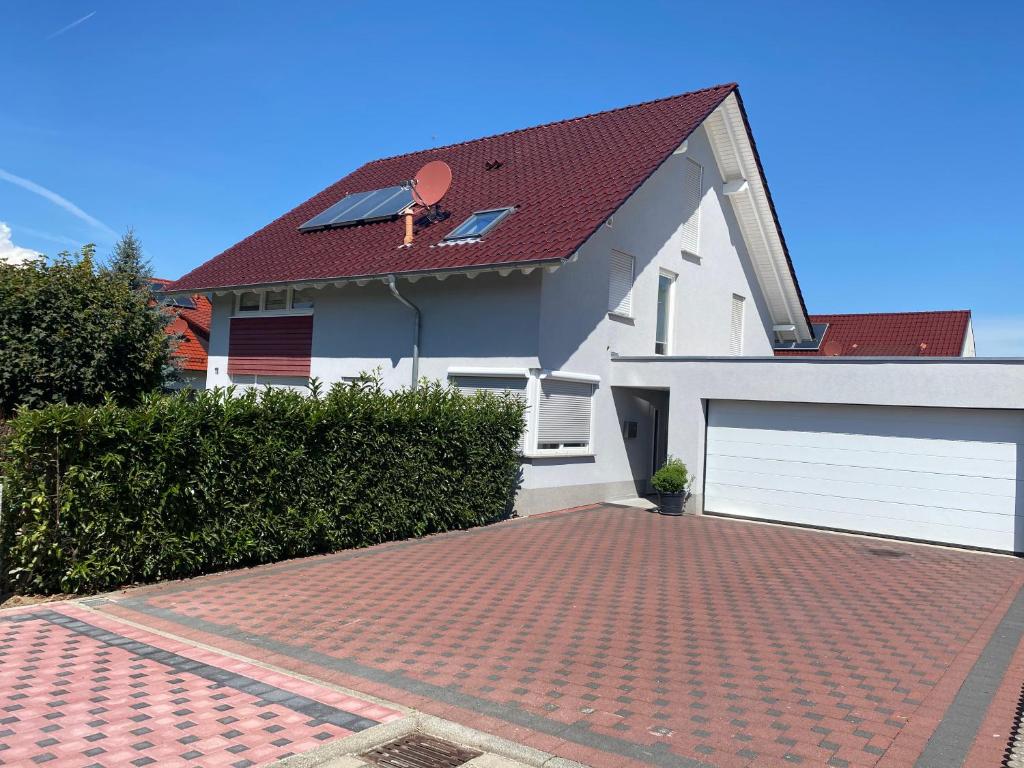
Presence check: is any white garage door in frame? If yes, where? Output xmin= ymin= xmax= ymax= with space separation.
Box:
xmin=705 ymin=400 xmax=1024 ymax=552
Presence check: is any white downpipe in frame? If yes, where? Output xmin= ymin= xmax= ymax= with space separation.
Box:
xmin=386 ymin=275 xmax=421 ymax=389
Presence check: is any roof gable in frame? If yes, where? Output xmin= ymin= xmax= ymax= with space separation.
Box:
xmin=169 ymin=85 xmax=739 ymax=292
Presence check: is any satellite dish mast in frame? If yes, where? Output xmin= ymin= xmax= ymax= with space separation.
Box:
xmin=404 ymin=160 xmax=452 ymax=246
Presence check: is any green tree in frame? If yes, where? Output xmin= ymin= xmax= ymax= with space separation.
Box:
xmin=105 ymin=227 xmax=150 ymax=289
xmin=0 ymin=241 xmax=172 ymax=417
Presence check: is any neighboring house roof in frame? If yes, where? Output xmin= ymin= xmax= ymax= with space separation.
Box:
xmin=151 ymin=279 xmax=211 ymax=372
xmin=167 ymin=84 xmax=808 ymax=332
xmin=776 ymin=311 xmax=972 ymax=357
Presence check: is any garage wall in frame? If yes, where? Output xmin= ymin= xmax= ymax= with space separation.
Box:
xmin=610 ymin=357 xmax=1024 ymax=549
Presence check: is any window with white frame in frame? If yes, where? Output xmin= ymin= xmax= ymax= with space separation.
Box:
xmin=235 ymin=287 xmax=316 ymax=314
xmin=536 ymin=377 xmax=595 ymax=452
xmin=730 ymin=294 xmax=745 ymax=355
xmin=680 ymin=158 xmax=703 ymax=256
xmin=237 ymin=291 xmax=261 ymax=312
xmin=449 ymin=373 xmax=530 ymax=452
xmin=655 ymin=270 xmax=676 ymax=355
xmin=607 ymin=250 xmax=635 ymax=317
xmin=229 ymin=374 xmax=310 ymax=391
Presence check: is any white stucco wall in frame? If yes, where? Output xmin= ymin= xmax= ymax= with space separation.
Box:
xmin=963 ymin=319 xmax=977 ymax=356
xmin=519 ymin=125 xmax=778 ymax=508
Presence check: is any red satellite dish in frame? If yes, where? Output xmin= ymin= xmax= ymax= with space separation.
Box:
xmin=411 ymin=160 xmax=452 ymax=206
xmin=823 ymin=340 xmax=843 ymax=357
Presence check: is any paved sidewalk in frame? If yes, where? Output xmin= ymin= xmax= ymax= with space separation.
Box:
xmin=91 ymin=505 xmax=1024 ymax=768
xmin=0 ymin=603 xmax=401 ymax=767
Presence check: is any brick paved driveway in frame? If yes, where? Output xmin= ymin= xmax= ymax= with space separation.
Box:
xmin=96 ymin=505 xmax=1024 ymax=768
xmin=0 ymin=603 xmax=401 ymax=767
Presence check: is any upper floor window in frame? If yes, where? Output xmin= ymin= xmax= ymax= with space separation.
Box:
xmin=730 ymin=294 xmax=745 ymax=355
xmin=235 ymin=287 xmax=315 ymax=314
xmin=655 ymin=270 xmax=676 ymax=355
xmin=607 ymin=250 xmax=635 ymax=318
xmin=680 ymin=158 xmax=703 ymax=256
xmin=445 ymin=207 xmax=514 ymax=240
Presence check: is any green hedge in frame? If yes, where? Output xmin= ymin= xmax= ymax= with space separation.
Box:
xmin=0 ymin=380 xmax=524 ymax=595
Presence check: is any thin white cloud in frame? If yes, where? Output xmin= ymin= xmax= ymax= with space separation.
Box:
xmin=0 ymin=167 xmax=117 ymax=238
xmin=0 ymin=222 xmax=43 ymax=266
xmin=971 ymin=315 xmax=1024 ymax=357
xmin=45 ymin=11 xmax=96 ymax=40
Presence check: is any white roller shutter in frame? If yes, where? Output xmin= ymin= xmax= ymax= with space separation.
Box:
xmin=451 ymin=375 xmax=529 ymax=451
xmin=680 ymin=158 xmax=703 ymax=256
xmin=705 ymin=400 xmax=1024 ymax=552
xmin=452 ymin=376 xmax=527 ymax=399
xmin=537 ymin=379 xmax=594 ymax=450
xmin=608 ymin=251 xmax=634 ymax=317
xmin=730 ymin=295 xmax=745 ymax=355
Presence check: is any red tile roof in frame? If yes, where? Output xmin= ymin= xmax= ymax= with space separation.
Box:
xmin=169 ymin=84 xmax=752 ymax=292
xmin=776 ymin=311 xmax=971 ymax=357
xmin=151 ymin=279 xmax=211 ymax=372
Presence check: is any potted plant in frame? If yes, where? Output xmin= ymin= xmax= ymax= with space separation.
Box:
xmin=651 ymin=456 xmax=690 ymax=516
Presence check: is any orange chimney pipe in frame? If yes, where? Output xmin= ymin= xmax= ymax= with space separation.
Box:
xmin=403 ymin=211 xmax=414 ymax=246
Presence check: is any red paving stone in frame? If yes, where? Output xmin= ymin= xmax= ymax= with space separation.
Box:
xmin=93 ymin=505 xmax=1024 ymax=768
xmin=0 ymin=603 xmax=401 ymax=767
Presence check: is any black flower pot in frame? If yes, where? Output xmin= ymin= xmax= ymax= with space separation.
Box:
xmin=658 ymin=492 xmax=686 ymax=516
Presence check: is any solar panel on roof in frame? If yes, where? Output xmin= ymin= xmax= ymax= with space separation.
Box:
xmin=298 ymin=185 xmax=413 ymax=232
xmin=171 ymin=296 xmax=197 ymax=309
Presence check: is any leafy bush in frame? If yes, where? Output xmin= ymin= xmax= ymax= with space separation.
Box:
xmin=651 ymin=456 xmax=689 ymax=494
xmin=0 ymin=241 xmax=171 ymax=419
xmin=0 ymin=379 xmax=524 ymax=595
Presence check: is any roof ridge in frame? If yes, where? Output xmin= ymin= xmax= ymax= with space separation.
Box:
xmin=362 ymin=83 xmax=738 ymax=167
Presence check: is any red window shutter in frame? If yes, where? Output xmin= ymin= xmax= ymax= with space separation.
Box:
xmin=228 ymin=316 xmax=313 ymax=376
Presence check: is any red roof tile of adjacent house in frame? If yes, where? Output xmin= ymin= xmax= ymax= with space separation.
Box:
xmin=776 ymin=311 xmax=972 ymax=357
xmin=151 ymin=279 xmax=211 ymax=372
xmin=169 ymin=84 xmax=802 ymax=303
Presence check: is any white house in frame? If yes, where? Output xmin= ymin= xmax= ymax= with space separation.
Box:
xmin=168 ymin=84 xmax=1024 ymax=553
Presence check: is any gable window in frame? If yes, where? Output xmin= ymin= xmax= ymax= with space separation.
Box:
xmin=607 ymin=250 xmax=635 ymax=317
xmin=655 ymin=270 xmax=676 ymax=355
xmin=444 ymin=207 xmax=514 ymax=240
xmin=264 ymin=289 xmax=288 ymax=311
xmin=680 ymin=158 xmax=703 ymax=256
xmin=536 ymin=375 xmax=597 ymax=454
xmin=238 ymin=291 xmax=261 ymax=312
xmin=234 ymin=288 xmax=316 ymax=315
xmin=449 ymin=370 xmax=530 ymax=452
xmin=291 ymin=288 xmax=316 ymax=310
xmin=730 ymin=294 xmax=745 ymax=355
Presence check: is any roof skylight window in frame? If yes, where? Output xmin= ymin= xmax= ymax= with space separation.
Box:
xmin=444 ymin=207 xmax=513 ymax=240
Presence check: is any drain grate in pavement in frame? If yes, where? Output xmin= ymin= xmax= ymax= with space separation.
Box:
xmin=866 ymin=547 xmax=909 ymax=558
xmin=362 ymin=732 xmax=482 ymax=767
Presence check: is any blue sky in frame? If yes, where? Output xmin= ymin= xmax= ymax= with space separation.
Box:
xmin=2 ymin=1 xmax=1022 ymax=354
